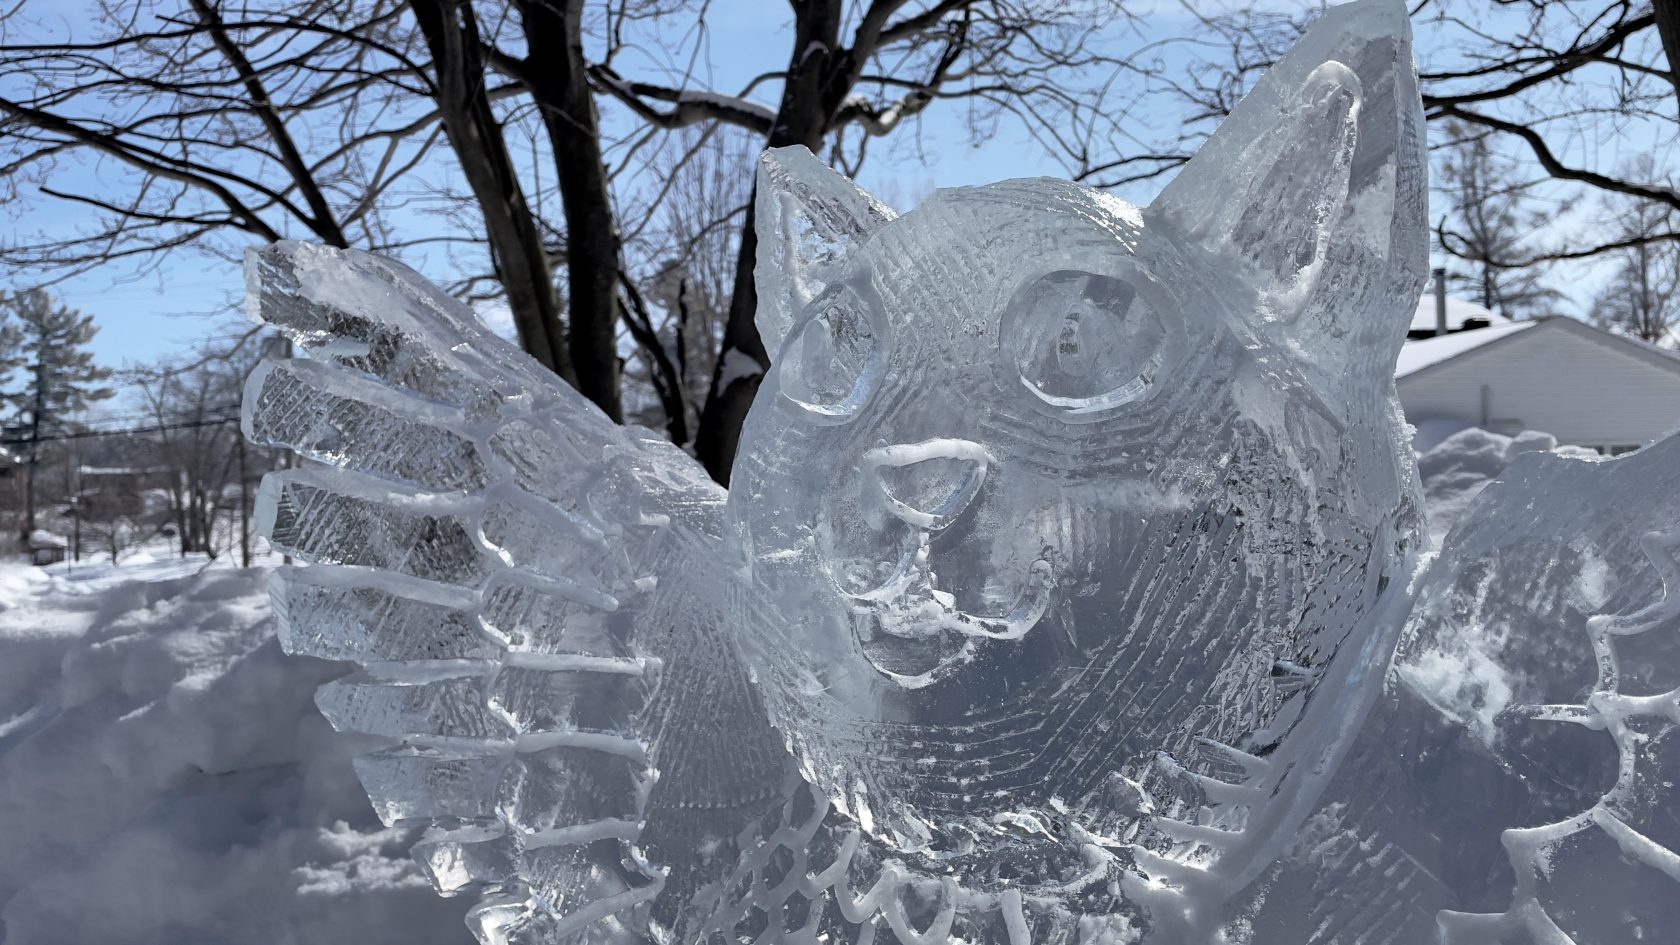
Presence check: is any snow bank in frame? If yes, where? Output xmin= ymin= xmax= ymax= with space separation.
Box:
xmin=1415 ymin=427 xmax=1600 ymax=543
xmin=0 ymin=558 xmax=469 ymax=944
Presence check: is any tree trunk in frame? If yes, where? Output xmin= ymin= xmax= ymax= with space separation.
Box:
xmin=695 ymin=0 xmax=850 ymax=484
xmin=694 ymin=199 xmax=771 ymax=482
xmin=20 ymin=456 xmax=34 ymax=545
xmin=1654 ymin=0 xmax=1680 ymax=114
xmin=517 ymin=0 xmax=622 ymax=422
xmin=410 ymin=0 xmax=576 ymax=384
xmin=174 ymin=483 xmax=189 ymax=557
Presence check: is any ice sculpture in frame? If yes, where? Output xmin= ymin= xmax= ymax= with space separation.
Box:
xmin=239 ymin=0 xmax=1679 ymax=941
xmin=1237 ymin=435 xmax=1680 ymax=944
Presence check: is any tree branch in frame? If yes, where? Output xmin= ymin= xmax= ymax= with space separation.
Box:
xmin=186 ymin=0 xmax=349 ymax=246
xmin=1431 ymin=103 xmax=1680 ymax=210
xmin=588 ymin=65 xmax=775 ymax=134
xmin=0 ymin=96 xmax=283 ymax=242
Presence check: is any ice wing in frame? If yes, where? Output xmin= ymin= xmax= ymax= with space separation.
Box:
xmin=1238 ymin=434 xmax=1680 ymax=943
xmin=241 ymin=242 xmax=788 ymax=944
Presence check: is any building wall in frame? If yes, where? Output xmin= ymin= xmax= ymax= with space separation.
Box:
xmin=1398 ymin=323 xmax=1680 ymax=451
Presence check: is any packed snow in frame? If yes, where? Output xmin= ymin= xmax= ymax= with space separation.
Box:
xmin=1415 ymin=427 xmax=1600 ymax=542
xmin=0 ymin=547 xmax=469 ymax=944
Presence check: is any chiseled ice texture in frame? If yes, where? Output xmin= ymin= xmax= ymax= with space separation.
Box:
xmin=238 ymin=0 xmax=1463 ymax=942
xmin=732 ymin=0 xmax=1425 ymax=940
xmin=1235 ymin=437 xmax=1680 ymax=944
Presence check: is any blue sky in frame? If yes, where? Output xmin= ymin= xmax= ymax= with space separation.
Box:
xmin=2 ymin=0 xmax=1649 ymax=377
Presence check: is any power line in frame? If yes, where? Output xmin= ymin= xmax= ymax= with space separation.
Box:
xmin=68 ymin=403 xmax=244 ymax=433
xmin=2 ymin=413 xmax=243 ymax=447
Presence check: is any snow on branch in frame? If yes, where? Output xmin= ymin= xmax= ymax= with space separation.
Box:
xmin=589 ymin=67 xmax=775 ymax=134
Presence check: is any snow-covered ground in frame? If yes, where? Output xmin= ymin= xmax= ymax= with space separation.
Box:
xmin=0 ymin=545 xmax=470 ymax=944
xmin=0 ymin=428 xmax=1608 ymax=943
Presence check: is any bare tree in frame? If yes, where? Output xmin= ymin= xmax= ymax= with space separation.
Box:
xmin=0 ymin=0 xmax=615 ymax=404
xmin=580 ymin=1 xmax=1148 ymax=480
xmin=134 ymin=336 xmax=259 ymax=558
xmin=1594 ymin=157 xmax=1680 ymax=343
xmin=407 ymin=0 xmax=580 ymax=387
xmin=3 ymin=0 xmax=1165 ymax=484
xmin=1434 ymin=122 xmax=1561 ymax=319
xmin=77 ymin=489 xmax=136 ymax=565
xmin=1162 ymin=1 xmax=1680 ymax=267
xmin=514 ymin=0 xmax=625 ymax=420
xmin=617 ymin=126 xmax=756 ymax=438
xmin=0 ymin=1 xmax=440 ymax=273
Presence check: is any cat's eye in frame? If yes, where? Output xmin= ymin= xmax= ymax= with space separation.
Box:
xmin=999 ymin=267 xmax=1173 ymax=419
xmin=778 ymin=284 xmax=883 ymax=421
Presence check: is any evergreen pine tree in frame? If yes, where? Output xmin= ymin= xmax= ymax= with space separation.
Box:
xmin=1 ymin=289 xmax=113 ymax=542
xmin=0 ymin=313 xmax=19 ymax=510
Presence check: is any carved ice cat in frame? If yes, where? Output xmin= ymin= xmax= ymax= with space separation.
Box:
xmin=240 ymin=1 xmax=1470 ymax=943
xmin=727 ymin=0 xmax=1424 ymax=929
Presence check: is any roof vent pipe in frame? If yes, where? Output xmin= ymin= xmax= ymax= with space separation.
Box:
xmin=1434 ymin=267 xmax=1448 ymax=336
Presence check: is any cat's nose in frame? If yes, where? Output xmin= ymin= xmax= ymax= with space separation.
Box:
xmin=860 ymin=438 xmax=991 ymax=530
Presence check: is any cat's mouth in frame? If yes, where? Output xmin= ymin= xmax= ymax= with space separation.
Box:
xmin=838 ymin=531 xmax=1056 ymax=686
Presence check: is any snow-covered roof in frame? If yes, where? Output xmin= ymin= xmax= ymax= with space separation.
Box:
xmin=1411 ymin=295 xmax=1511 ymax=334
xmin=28 ymin=529 xmax=67 ymax=548
xmin=78 ymin=465 xmax=170 ymax=477
xmin=1397 ymin=314 xmax=1680 ymax=381
xmin=1395 ymin=321 xmax=1537 ymax=378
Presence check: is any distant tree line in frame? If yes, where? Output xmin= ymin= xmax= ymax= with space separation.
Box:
xmin=0 ymin=289 xmax=276 ymax=564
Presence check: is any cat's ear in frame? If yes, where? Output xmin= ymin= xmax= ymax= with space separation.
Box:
xmin=754 ymin=146 xmax=896 ymax=355
xmin=1148 ymin=61 xmax=1361 ymax=320
xmin=1146 ymin=0 xmax=1426 ymax=369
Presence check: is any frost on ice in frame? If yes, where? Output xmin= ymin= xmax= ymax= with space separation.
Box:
xmin=238 ymin=0 xmax=1678 ymax=942
xmin=1242 ymin=435 xmax=1680 ymax=944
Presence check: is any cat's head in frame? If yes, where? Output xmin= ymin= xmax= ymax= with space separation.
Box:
xmin=727 ymin=0 xmax=1425 ymax=911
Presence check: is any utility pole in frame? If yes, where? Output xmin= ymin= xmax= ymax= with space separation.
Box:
xmin=21 ymin=360 xmax=45 ymax=543
xmin=68 ymin=438 xmax=80 ymax=564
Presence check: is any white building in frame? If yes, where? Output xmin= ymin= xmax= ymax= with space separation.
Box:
xmin=1396 ymin=298 xmax=1680 ymax=454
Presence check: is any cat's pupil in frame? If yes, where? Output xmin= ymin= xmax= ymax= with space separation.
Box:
xmin=999 ymin=268 xmax=1171 ymax=415
xmin=810 ymin=306 xmax=871 ymax=390
xmin=1058 ymin=314 xmax=1083 ymax=360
